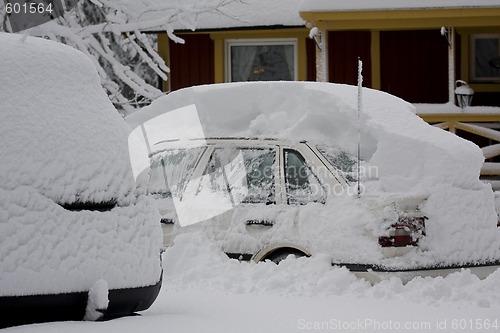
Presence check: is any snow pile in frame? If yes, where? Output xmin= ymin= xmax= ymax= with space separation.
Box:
xmin=128 ymin=81 xmax=485 ymax=192
xmin=163 ymin=232 xmax=500 ymax=308
xmin=83 ymin=280 xmax=109 ymax=321
xmin=2 ymin=232 xmax=500 ymax=331
xmin=128 ymin=81 xmax=500 ymax=267
xmin=0 ymin=32 xmax=162 ymax=297
xmin=163 ymin=232 xmax=371 ymax=295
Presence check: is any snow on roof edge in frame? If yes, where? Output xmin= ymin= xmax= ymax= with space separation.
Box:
xmin=299 ymin=0 xmax=500 ymax=12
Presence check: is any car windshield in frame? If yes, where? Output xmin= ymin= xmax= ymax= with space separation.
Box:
xmin=316 ymin=145 xmax=357 ymax=182
xmin=148 ymin=147 xmax=206 ymax=198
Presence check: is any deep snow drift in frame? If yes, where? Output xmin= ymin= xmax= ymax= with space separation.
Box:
xmin=5 ymin=232 xmax=500 ymax=333
xmin=0 ymin=32 xmax=162 ymax=296
xmin=128 ymin=82 xmax=500 ymax=268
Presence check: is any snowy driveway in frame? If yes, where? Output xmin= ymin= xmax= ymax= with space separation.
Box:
xmin=5 ymin=232 xmax=500 ymax=333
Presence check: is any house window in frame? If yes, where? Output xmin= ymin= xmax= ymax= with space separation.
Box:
xmin=470 ymin=34 xmax=500 ymax=82
xmin=226 ymin=39 xmax=297 ymax=82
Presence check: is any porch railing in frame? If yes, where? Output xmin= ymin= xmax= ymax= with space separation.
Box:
xmin=417 ymin=111 xmax=500 ymax=189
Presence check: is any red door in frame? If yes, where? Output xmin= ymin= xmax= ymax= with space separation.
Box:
xmin=380 ymin=30 xmax=448 ymax=103
xmin=169 ymin=34 xmax=214 ymax=91
xmin=328 ymin=31 xmax=372 ymax=88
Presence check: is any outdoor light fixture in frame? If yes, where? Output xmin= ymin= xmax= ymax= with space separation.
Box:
xmin=440 ymin=27 xmax=452 ymax=48
xmin=309 ymin=27 xmax=322 ymax=51
xmin=454 ymin=80 xmax=474 ymax=109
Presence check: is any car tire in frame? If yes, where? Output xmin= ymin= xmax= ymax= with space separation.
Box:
xmin=266 ymin=249 xmax=308 ymax=264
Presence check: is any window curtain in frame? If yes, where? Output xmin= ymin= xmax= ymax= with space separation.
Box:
xmin=283 ymin=45 xmax=295 ymax=80
xmin=230 ymin=44 xmax=295 ymax=82
xmin=231 ymin=46 xmax=257 ymax=82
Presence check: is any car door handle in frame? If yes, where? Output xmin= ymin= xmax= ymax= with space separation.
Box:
xmin=246 ymin=220 xmax=274 ymax=226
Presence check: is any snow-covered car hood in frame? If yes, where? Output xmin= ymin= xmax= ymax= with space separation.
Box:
xmin=0 ymin=32 xmax=162 ymax=297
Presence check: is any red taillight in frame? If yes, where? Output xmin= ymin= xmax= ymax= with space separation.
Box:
xmin=379 ymin=217 xmax=426 ymax=248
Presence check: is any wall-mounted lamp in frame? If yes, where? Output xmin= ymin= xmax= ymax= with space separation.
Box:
xmin=440 ymin=27 xmax=453 ymax=48
xmin=455 ymin=80 xmax=474 ymax=109
xmin=309 ymin=27 xmax=322 ymax=51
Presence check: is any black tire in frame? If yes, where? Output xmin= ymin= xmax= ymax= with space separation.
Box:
xmin=266 ymin=249 xmax=307 ymax=264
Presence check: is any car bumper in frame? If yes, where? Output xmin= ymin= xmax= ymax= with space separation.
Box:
xmin=0 ymin=273 xmax=162 ymax=329
xmin=336 ymin=262 xmax=500 ymax=284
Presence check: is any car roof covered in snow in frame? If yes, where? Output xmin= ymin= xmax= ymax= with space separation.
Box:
xmin=127 ymin=81 xmax=484 ymax=193
xmin=0 ymin=32 xmax=136 ymax=204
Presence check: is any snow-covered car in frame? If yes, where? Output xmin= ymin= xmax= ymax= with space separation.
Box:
xmin=127 ymin=82 xmax=500 ymax=283
xmin=0 ymin=33 xmax=163 ymax=328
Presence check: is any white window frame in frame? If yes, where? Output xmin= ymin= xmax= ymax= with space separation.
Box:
xmin=225 ymin=38 xmax=298 ymax=82
xmin=470 ymin=34 xmax=500 ymax=82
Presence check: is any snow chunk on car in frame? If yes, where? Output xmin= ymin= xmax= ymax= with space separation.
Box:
xmin=128 ymin=81 xmax=484 ymax=192
xmin=128 ymin=81 xmax=500 ymax=274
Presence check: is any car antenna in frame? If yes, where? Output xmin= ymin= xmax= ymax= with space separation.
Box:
xmin=356 ymin=58 xmax=362 ymax=198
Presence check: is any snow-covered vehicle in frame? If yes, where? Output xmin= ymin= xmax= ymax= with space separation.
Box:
xmin=0 ymin=33 xmax=163 ymax=328
xmin=127 ymin=81 xmax=500 ymax=283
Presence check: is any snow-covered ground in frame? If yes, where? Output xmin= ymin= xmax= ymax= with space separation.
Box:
xmin=5 ymin=232 xmax=500 ymax=332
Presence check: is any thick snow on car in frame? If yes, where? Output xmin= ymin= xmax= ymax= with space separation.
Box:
xmin=0 ymin=33 xmax=163 ymax=328
xmin=127 ymin=81 xmax=500 ymax=283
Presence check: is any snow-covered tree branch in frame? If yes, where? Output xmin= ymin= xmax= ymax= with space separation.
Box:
xmin=0 ymin=0 xmax=241 ymax=115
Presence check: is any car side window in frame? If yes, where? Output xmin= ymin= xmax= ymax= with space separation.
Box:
xmin=284 ymin=149 xmax=326 ymax=205
xmin=203 ymin=147 xmax=276 ymax=204
xmin=148 ymin=147 xmax=206 ymax=198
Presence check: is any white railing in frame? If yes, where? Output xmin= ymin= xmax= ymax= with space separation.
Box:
xmin=416 ymin=107 xmax=500 ymax=188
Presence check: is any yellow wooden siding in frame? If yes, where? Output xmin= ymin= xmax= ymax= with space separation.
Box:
xmin=301 ymin=8 xmax=500 ymax=30
xmin=157 ymin=33 xmax=170 ymax=92
xmin=370 ymin=30 xmax=381 ymax=90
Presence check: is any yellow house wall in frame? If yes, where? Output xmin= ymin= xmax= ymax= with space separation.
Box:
xmin=157 ymin=33 xmax=171 ymax=92
xmin=301 ymin=8 xmax=500 ymax=30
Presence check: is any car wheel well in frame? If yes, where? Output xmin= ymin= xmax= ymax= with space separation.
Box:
xmin=261 ymin=247 xmax=309 ymax=264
